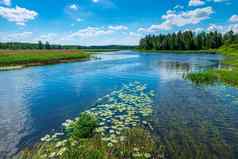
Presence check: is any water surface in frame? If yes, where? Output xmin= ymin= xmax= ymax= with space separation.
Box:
xmin=0 ymin=51 xmax=238 ymax=158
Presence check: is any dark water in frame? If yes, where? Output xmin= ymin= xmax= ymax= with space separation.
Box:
xmin=0 ymin=51 xmax=238 ymax=158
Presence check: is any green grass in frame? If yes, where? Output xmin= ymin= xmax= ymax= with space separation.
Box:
xmin=184 ymin=70 xmax=219 ymax=85
xmin=185 ymin=43 xmax=238 ymax=87
xmin=0 ymin=50 xmax=90 ymax=67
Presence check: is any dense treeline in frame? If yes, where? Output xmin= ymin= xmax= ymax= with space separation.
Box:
xmin=139 ymin=30 xmax=238 ymax=50
xmin=0 ymin=41 xmax=135 ymax=50
xmin=0 ymin=41 xmax=64 ymax=50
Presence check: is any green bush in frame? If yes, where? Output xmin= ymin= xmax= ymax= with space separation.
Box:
xmin=185 ymin=70 xmax=219 ymax=85
xmin=65 ymin=113 xmax=98 ymax=139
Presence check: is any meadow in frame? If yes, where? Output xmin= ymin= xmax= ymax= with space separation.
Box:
xmin=0 ymin=50 xmax=90 ymax=67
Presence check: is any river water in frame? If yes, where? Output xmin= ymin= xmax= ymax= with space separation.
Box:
xmin=0 ymin=51 xmax=238 ymax=158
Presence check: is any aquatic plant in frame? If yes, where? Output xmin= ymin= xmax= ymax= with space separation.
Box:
xmin=84 ymin=82 xmax=155 ymax=146
xmin=185 ymin=43 xmax=238 ymax=87
xmin=185 ymin=70 xmax=219 ymax=85
xmin=185 ymin=69 xmax=238 ymax=87
xmin=18 ymin=82 xmax=161 ymax=159
xmin=63 ymin=113 xmax=98 ymax=139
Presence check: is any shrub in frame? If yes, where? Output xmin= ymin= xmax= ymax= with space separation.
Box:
xmin=65 ymin=113 xmax=98 ymax=139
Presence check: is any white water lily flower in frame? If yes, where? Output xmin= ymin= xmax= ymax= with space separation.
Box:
xmin=107 ymin=142 xmax=113 ymax=147
xmin=57 ymin=147 xmax=67 ymax=156
xmin=49 ymin=152 xmax=56 ymax=158
xmin=144 ymin=153 xmax=152 ymax=158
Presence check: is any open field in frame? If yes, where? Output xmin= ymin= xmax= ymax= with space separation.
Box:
xmin=0 ymin=50 xmax=90 ymax=68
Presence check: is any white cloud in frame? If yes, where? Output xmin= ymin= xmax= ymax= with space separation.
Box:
xmin=129 ymin=32 xmax=142 ymax=38
xmin=229 ymin=15 xmax=238 ymax=23
xmin=138 ymin=7 xmax=214 ymax=33
xmin=38 ymin=33 xmax=58 ymax=42
xmin=69 ymin=4 xmax=79 ymax=11
xmin=92 ymin=0 xmax=99 ymax=3
xmin=193 ymin=27 xmax=204 ymax=33
xmin=0 ymin=6 xmax=38 ymax=26
xmin=207 ymin=24 xmax=224 ymax=32
xmin=70 ymin=25 xmax=129 ymax=38
xmin=0 ymin=0 xmax=11 ymax=6
xmin=70 ymin=27 xmax=114 ymax=38
xmin=228 ymin=24 xmax=238 ymax=33
xmin=0 ymin=31 xmax=33 ymax=42
xmin=189 ymin=0 xmax=205 ymax=7
xmin=108 ymin=25 xmax=128 ymax=31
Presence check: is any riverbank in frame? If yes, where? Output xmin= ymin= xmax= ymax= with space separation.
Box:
xmin=81 ymin=49 xmax=121 ymax=52
xmin=136 ymin=49 xmax=217 ymax=54
xmin=185 ymin=44 xmax=238 ymax=87
xmin=0 ymin=50 xmax=90 ymax=70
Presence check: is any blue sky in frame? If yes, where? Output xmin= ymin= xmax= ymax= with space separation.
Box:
xmin=0 ymin=0 xmax=238 ymax=45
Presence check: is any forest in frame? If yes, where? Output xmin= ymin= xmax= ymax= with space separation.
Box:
xmin=0 ymin=41 xmax=135 ymax=50
xmin=139 ymin=30 xmax=238 ymax=50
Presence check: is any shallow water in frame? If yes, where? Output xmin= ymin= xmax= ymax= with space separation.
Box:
xmin=0 ymin=51 xmax=238 ymax=158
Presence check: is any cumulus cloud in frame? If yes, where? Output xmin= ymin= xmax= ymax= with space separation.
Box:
xmin=108 ymin=25 xmax=128 ymax=31
xmin=229 ymin=15 xmax=238 ymax=23
xmin=70 ymin=25 xmax=129 ymax=38
xmin=189 ymin=0 xmax=205 ymax=7
xmin=138 ymin=7 xmax=214 ymax=33
xmin=228 ymin=24 xmax=238 ymax=33
xmin=207 ymin=24 xmax=224 ymax=32
xmin=0 ymin=6 xmax=38 ymax=26
xmin=70 ymin=27 xmax=114 ymax=38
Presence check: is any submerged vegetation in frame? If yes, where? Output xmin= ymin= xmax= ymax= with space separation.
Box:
xmin=185 ymin=70 xmax=220 ymax=85
xmin=18 ymin=82 xmax=164 ymax=159
xmin=153 ymin=86 xmax=238 ymax=159
xmin=0 ymin=50 xmax=90 ymax=67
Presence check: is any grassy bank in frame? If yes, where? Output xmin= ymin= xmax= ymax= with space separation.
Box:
xmin=136 ymin=49 xmax=217 ymax=54
xmin=18 ymin=114 xmax=159 ymax=159
xmin=185 ymin=44 xmax=238 ymax=87
xmin=0 ymin=50 xmax=90 ymax=68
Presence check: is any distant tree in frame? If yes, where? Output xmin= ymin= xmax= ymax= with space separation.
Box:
xmin=139 ymin=30 xmax=236 ymax=51
xmin=38 ymin=41 xmax=43 ymax=49
xmin=224 ymin=30 xmax=235 ymax=44
xmin=45 ymin=41 xmax=51 ymax=49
